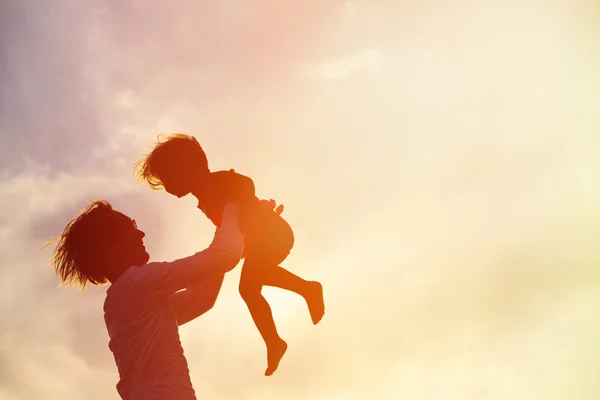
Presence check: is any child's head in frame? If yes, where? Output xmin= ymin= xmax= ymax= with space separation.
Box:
xmin=44 ymin=200 xmax=149 ymax=290
xmin=135 ymin=133 xmax=209 ymax=197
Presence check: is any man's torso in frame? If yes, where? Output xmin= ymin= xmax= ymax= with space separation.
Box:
xmin=103 ymin=268 xmax=196 ymax=400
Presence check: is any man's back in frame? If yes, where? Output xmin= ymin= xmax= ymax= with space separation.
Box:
xmin=104 ymin=266 xmax=196 ymax=400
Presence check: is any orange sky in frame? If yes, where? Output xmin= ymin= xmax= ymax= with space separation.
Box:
xmin=1 ymin=1 xmax=600 ymax=399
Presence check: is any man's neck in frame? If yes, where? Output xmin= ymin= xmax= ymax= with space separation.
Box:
xmin=106 ymin=265 xmax=129 ymax=284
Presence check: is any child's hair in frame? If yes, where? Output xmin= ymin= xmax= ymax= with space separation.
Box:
xmin=134 ymin=133 xmax=208 ymax=190
xmin=42 ymin=200 xmax=116 ymax=290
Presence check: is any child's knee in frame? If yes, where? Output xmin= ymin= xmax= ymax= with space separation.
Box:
xmin=238 ymin=279 xmax=261 ymax=300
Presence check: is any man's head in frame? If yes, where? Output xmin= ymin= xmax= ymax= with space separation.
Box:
xmin=135 ymin=133 xmax=210 ymax=198
xmin=45 ymin=200 xmax=149 ymax=290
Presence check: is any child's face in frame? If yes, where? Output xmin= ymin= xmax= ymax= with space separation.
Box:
xmin=159 ymin=159 xmax=209 ymax=198
xmin=161 ymin=170 xmax=193 ymax=198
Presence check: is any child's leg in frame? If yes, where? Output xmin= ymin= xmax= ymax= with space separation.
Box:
xmin=261 ymin=266 xmax=325 ymax=325
xmin=249 ymin=226 xmax=325 ymax=324
xmin=239 ymin=258 xmax=287 ymax=376
xmin=260 ymin=265 xmax=307 ymax=293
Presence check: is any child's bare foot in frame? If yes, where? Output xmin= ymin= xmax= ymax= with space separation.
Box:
xmin=305 ymin=281 xmax=325 ymax=325
xmin=265 ymin=339 xmax=288 ymax=376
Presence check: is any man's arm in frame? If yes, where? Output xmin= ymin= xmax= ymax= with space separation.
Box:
xmin=168 ymin=275 xmax=225 ymax=326
xmin=130 ymin=204 xmax=244 ymax=299
xmin=166 ymin=199 xmax=286 ymax=324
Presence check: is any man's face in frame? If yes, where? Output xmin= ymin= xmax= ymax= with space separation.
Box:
xmin=110 ymin=212 xmax=150 ymax=267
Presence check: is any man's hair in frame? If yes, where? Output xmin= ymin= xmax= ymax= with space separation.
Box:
xmin=43 ymin=200 xmax=116 ymax=290
xmin=134 ymin=133 xmax=208 ymax=190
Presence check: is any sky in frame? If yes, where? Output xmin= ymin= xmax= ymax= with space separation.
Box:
xmin=1 ymin=0 xmax=600 ymax=399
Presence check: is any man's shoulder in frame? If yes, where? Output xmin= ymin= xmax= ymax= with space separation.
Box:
xmin=106 ymin=264 xmax=162 ymax=295
xmin=104 ymin=263 xmax=170 ymax=312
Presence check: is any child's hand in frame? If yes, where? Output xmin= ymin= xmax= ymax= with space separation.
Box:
xmin=260 ymin=198 xmax=284 ymax=215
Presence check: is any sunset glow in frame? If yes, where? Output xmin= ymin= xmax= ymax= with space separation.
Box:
xmin=1 ymin=1 xmax=600 ymax=399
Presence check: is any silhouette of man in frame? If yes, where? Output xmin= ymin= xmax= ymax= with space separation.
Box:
xmin=45 ymin=200 xmax=246 ymax=399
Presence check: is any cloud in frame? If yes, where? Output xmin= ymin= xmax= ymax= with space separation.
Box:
xmin=2 ymin=0 xmax=600 ymax=399
xmin=0 ymin=2 xmax=115 ymax=171
xmin=0 ymin=1 xmax=349 ymax=398
xmin=304 ymin=48 xmax=384 ymax=80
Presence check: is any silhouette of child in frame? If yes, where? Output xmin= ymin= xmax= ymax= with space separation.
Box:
xmin=136 ymin=134 xmax=325 ymax=376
